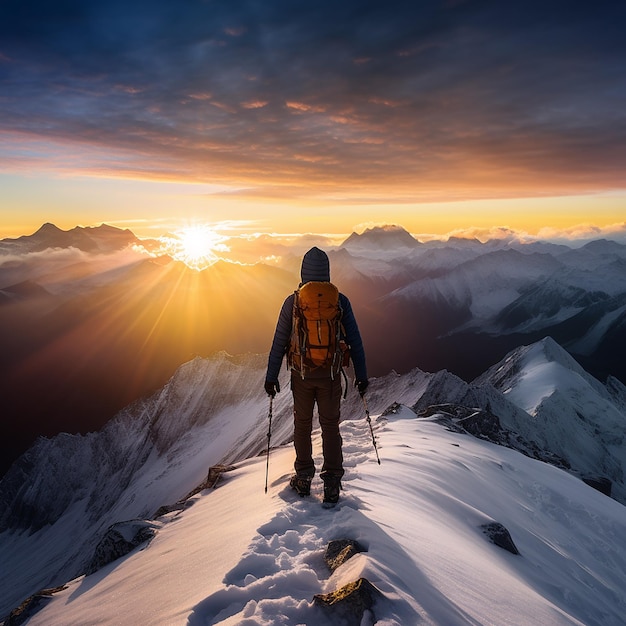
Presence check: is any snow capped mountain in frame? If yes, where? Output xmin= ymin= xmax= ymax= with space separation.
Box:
xmin=327 ymin=248 xmax=413 ymax=293
xmin=475 ymin=337 xmax=626 ymax=503
xmin=558 ymin=238 xmax=626 ymax=269
xmin=346 ymin=234 xmax=626 ymax=385
xmin=485 ymin=244 xmax=626 ymax=336
xmin=341 ymin=225 xmax=422 ymax=254
xmin=401 ymin=244 xmax=482 ymax=275
xmin=2 ymin=338 xmax=626 ymax=624
xmin=22 ymin=414 xmax=626 ymax=625
xmin=508 ymin=239 xmax=572 ymax=256
xmin=390 ymin=249 xmax=563 ymax=324
xmin=582 ymin=239 xmax=626 ymax=255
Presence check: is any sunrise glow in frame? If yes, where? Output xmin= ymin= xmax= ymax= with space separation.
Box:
xmin=0 ymin=1 xmax=624 ymax=246
xmin=162 ymin=225 xmax=229 ymax=270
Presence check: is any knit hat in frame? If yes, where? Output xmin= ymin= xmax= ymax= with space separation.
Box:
xmin=300 ymin=246 xmax=330 ymax=283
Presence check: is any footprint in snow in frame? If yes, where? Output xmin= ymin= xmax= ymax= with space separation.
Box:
xmin=187 ymin=414 xmax=382 ymax=625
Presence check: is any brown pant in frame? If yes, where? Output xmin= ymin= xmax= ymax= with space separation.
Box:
xmin=291 ymin=371 xmax=344 ymax=479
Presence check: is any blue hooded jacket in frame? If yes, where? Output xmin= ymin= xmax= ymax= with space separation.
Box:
xmin=265 ymin=247 xmax=367 ymax=383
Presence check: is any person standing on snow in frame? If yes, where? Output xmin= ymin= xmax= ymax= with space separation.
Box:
xmin=264 ymin=246 xmax=368 ymax=507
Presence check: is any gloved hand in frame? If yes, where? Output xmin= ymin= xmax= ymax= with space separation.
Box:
xmin=264 ymin=380 xmax=280 ymax=397
xmin=355 ymin=379 xmax=369 ymax=396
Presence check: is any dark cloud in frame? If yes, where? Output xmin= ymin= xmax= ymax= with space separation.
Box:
xmin=1 ymin=0 xmax=625 ymax=198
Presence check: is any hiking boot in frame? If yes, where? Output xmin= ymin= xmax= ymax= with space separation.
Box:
xmin=322 ymin=475 xmax=341 ymax=507
xmin=290 ymin=474 xmax=312 ymax=497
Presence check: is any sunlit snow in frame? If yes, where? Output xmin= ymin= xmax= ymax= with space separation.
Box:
xmin=23 ymin=405 xmax=626 ymax=626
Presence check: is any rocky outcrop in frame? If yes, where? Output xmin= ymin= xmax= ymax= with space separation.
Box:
xmin=85 ymin=520 xmax=157 ymax=575
xmin=314 ymin=578 xmax=382 ymax=625
xmin=314 ymin=538 xmax=380 ymax=624
xmin=582 ymin=476 xmax=612 ymax=497
xmin=2 ymin=586 xmax=67 ymax=626
xmin=153 ymin=465 xmax=236 ymax=518
xmin=419 ymin=403 xmax=570 ymax=469
xmin=324 ymin=539 xmax=366 ymax=573
xmin=480 ymin=522 xmax=520 ymax=555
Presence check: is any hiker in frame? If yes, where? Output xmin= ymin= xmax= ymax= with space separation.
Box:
xmin=264 ymin=246 xmax=368 ymax=507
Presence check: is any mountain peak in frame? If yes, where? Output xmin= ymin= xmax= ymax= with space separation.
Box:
xmin=5 ymin=222 xmax=140 ymax=253
xmin=537 ymin=336 xmax=580 ymax=366
xmin=74 ymin=223 xmax=130 ymax=234
xmin=581 ymin=239 xmax=625 ymax=255
xmin=476 ymin=337 xmax=589 ymax=387
xmin=530 ymin=337 xmax=606 ymax=389
xmin=445 ymin=236 xmax=482 ymax=247
xmin=34 ymin=222 xmax=64 ymax=235
xmin=341 ymin=224 xmax=420 ymax=249
xmin=476 ymin=336 xmax=610 ymax=415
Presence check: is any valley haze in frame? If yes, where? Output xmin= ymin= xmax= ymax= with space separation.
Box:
xmin=1 ymin=222 xmax=626 ymax=478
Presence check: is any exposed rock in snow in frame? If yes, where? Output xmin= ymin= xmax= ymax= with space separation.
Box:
xmin=324 ymin=539 xmax=367 ymax=573
xmin=607 ymin=375 xmax=626 ymax=411
xmin=480 ymin=522 xmax=520 ymax=555
xmin=3 ymin=586 xmax=67 ymax=626
xmin=313 ymin=577 xmax=382 ymax=625
xmin=85 ymin=520 xmax=157 ymax=575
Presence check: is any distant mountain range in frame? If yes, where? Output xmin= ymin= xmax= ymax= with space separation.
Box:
xmin=1 ymin=222 xmax=625 ymax=478
xmin=334 ymin=225 xmax=626 ymax=386
xmin=0 ymin=222 xmax=141 ymax=254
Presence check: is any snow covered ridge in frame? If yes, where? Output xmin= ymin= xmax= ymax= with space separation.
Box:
xmin=2 ymin=337 xmax=626 ymax=622
xmin=6 ymin=404 xmax=626 ymax=624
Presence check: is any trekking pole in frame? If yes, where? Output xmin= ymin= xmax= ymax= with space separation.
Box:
xmin=361 ymin=395 xmax=381 ymax=464
xmin=264 ymin=395 xmax=274 ymax=493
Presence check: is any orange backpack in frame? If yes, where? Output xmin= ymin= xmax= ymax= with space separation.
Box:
xmin=288 ymin=281 xmax=347 ymax=377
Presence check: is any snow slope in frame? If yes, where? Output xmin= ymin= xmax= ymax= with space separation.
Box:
xmin=23 ymin=406 xmax=626 ymax=626
xmin=0 ymin=353 xmax=296 ymax=616
xmin=384 ymin=249 xmax=562 ymax=324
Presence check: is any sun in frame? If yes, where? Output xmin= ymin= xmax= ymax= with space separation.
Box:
xmin=172 ymin=225 xmax=225 ymax=270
